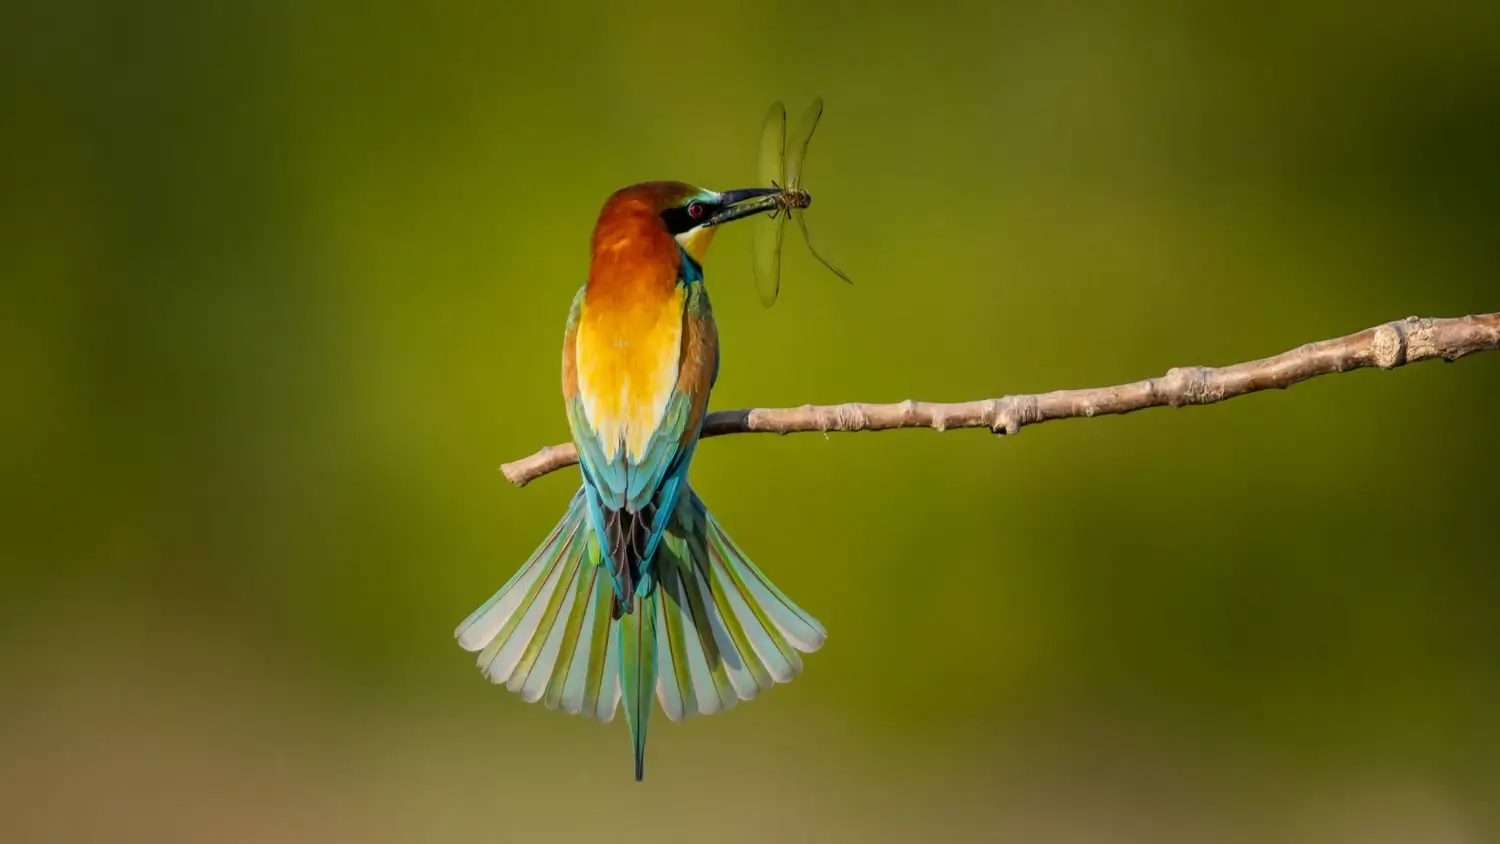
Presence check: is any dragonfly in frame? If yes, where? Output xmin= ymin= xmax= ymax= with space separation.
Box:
xmin=749 ymin=98 xmax=852 ymax=306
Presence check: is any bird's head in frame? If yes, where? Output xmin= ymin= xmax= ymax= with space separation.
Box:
xmin=591 ymin=181 xmax=783 ymax=269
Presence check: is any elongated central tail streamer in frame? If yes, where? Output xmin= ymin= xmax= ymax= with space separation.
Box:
xmin=618 ymin=595 xmax=657 ymax=780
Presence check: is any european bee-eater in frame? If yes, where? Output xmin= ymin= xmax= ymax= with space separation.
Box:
xmin=455 ymin=181 xmax=826 ymax=781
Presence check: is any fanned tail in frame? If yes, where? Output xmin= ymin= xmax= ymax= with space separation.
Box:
xmin=618 ymin=596 xmax=657 ymax=781
xmin=454 ymin=484 xmax=827 ymax=781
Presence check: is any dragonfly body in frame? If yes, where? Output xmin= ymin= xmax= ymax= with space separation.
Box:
xmin=456 ymin=181 xmax=827 ymax=781
xmin=752 ymin=99 xmax=852 ymax=304
xmin=774 ymin=187 xmax=812 ymax=215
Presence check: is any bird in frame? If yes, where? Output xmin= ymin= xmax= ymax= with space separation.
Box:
xmin=454 ymin=181 xmax=827 ymax=781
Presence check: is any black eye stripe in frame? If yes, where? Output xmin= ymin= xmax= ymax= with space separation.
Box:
xmin=661 ymin=201 xmax=719 ymax=235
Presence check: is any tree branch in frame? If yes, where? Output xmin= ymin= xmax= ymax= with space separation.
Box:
xmin=501 ymin=313 xmax=1500 ymax=487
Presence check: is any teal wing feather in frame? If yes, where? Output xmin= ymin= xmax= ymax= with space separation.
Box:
xmin=625 ymin=392 xmax=693 ymax=509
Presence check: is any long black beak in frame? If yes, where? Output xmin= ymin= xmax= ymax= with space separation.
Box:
xmin=705 ymin=187 xmax=784 ymax=227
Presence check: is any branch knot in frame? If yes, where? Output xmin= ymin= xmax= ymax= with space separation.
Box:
xmin=1372 ymin=322 xmax=1408 ymax=369
xmin=985 ymin=396 xmax=1034 ymax=436
xmin=1161 ymin=366 xmax=1219 ymax=405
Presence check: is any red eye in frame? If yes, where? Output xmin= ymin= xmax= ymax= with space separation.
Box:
xmin=687 ymin=202 xmax=706 ymax=220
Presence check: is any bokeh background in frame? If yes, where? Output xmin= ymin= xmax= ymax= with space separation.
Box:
xmin=3 ymin=1 xmax=1498 ymax=842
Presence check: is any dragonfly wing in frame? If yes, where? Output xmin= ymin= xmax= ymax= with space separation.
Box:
xmin=786 ymin=98 xmax=824 ymax=186
xmin=757 ymin=101 xmax=787 ymax=187
xmin=751 ymin=212 xmax=786 ymax=306
xmin=751 ymin=102 xmax=789 ymax=306
xmin=795 ymin=208 xmax=851 ymax=285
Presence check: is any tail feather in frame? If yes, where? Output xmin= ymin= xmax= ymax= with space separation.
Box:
xmin=656 ymin=530 xmax=738 ymax=717
xmin=618 ymin=597 xmax=657 ymax=781
xmin=454 ymin=484 xmax=826 ymax=779
xmin=705 ymin=510 xmax=826 ymax=652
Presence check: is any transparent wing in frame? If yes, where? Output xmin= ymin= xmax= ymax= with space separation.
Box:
xmin=757 ymin=101 xmax=787 ymax=187
xmin=787 ymin=98 xmax=850 ymax=286
xmin=795 ymin=208 xmax=851 ymax=285
xmin=751 ymin=209 xmax=786 ymax=306
xmin=785 ymin=98 xmax=823 ymax=188
xmin=751 ymin=102 xmax=788 ymax=307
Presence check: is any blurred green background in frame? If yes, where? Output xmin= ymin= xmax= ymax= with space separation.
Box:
xmin=3 ymin=1 xmax=1498 ymax=841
